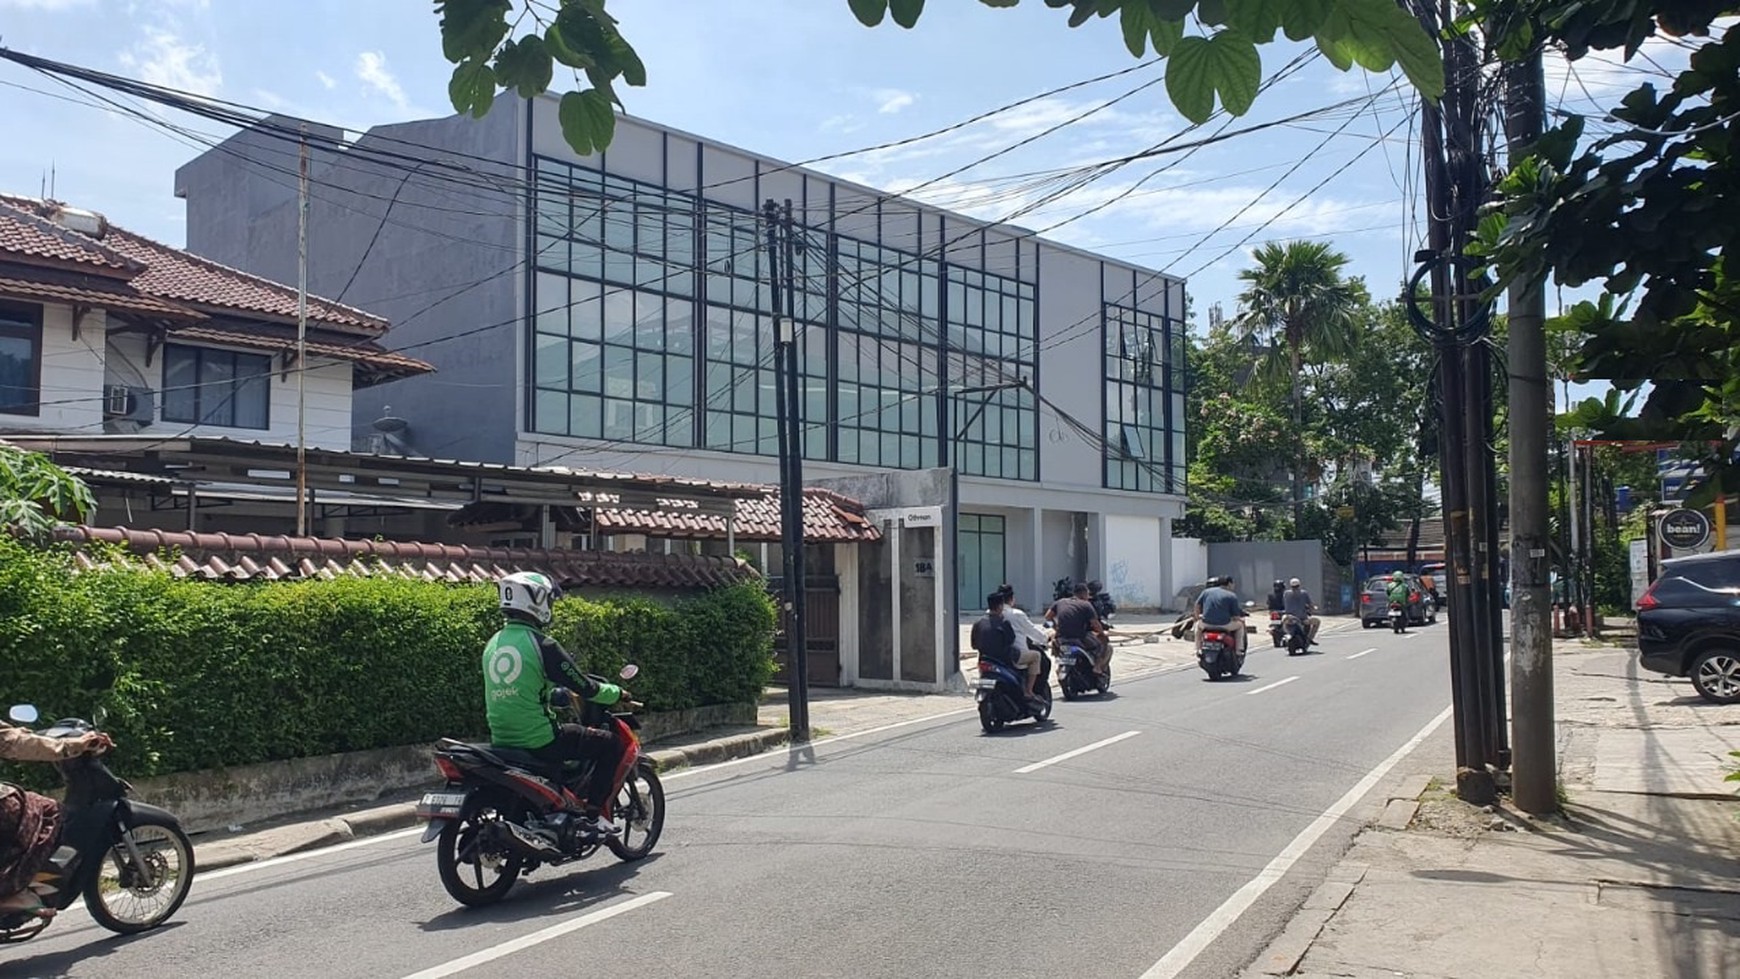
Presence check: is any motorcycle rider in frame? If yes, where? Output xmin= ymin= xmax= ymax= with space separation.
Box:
xmin=996 ymin=584 xmax=1051 ymax=657
xmin=483 ymin=571 xmax=624 ymax=838
xmin=973 ymin=591 xmax=1044 ymax=708
xmin=1283 ymin=577 xmax=1321 ymax=646
xmin=1194 ymin=575 xmax=1247 ymax=652
xmin=1267 ymin=579 xmax=1287 ymax=614
xmin=1046 ymin=581 xmax=1110 ymax=677
xmin=1385 ymin=571 xmax=1411 ymax=621
xmin=1 ymin=721 xmax=112 ymax=919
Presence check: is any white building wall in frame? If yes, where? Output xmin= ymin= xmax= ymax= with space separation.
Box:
xmin=1103 ymin=513 xmax=1164 ymax=611
xmin=11 ymin=303 xmax=108 ymax=434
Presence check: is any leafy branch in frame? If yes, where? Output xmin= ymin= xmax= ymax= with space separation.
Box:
xmin=0 ymin=442 xmax=95 ymax=538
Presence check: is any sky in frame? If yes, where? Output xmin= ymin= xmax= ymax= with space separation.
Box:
xmin=0 ymin=0 xmax=1692 ymax=369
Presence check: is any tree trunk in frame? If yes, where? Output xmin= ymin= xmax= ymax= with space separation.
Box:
xmin=1291 ymin=332 xmax=1304 ymax=532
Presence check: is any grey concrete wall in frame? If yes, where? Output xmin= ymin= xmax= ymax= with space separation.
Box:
xmin=175 ymin=101 xmax=527 ymax=463
xmin=1205 ymin=540 xmax=1330 ymax=614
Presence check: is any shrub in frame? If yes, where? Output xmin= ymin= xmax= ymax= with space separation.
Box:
xmin=0 ymin=537 xmax=775 ymax=788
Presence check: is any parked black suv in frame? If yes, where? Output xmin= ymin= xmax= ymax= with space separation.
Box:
xmin=1636 ymin=550 xmax=1740 ymax=704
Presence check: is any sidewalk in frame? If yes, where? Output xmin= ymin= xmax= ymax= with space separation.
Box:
xmin=1243 ymin=638 xmax=1740 ymax=978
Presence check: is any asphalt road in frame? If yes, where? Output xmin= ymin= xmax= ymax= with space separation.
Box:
xmin=3 ymin=619 xmax=1453 ymax=979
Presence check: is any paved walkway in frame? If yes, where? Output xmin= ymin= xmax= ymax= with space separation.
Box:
xmin=1243 ymin=637 xmax=1740 ymax=979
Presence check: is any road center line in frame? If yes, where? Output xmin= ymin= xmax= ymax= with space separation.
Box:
xmin=400 ymin=891 xmax=672 ymax=979
xmin=1402 ymin=632 xmax=1421 ymax=640
xmin=1346 ymin=648 xmax=1377 ymax=660
xmin=1014 ymin=731 xmax=1141 ymax=774
xmin=1244 ymin=676 xmax=1300 ymax=696
xmin=1138 ymin=703 xmax=1453 ymax=979
xmin=199 ymin=827 xmax=424 ymax=881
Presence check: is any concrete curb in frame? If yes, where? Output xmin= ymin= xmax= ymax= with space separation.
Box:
xmin=193 ymin=727 xmax=794 ymax=872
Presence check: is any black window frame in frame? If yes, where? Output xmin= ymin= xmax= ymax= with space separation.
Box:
xmin=0 ymin=300 xmax=43 ymax=417
xmin=160 ymin=343 xmax=273 ymax=430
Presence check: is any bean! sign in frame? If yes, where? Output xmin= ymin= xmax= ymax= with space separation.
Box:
xmin=1659 ymin=508 xmax=1712 ymax=550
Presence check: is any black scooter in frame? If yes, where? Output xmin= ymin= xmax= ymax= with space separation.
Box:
xmin=1055 ymin=635 xmax=1111 ymax=700
xmin=0 ymin=704 xmax=194 ymax=944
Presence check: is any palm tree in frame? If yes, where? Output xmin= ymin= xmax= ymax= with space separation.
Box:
xmin=1233 ymin=241 xmax=1363 ymax=530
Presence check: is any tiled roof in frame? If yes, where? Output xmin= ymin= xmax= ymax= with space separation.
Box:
xmin=0 ymin=200 xmax=136 ymax=274
xmin=0 ymin=195 xmax=387 ymax=335
xmin=99 ymin=226 xmax=387 ymax=335
xmin=170 ymin=326 xmax=433 ymax=380
xmin=55 ymin=526 xmax=756 ymax=590
xmin=591 ymin=488 xmax=882 ymax=543
xmin=0 ymin=273 xmax=202 ymax=320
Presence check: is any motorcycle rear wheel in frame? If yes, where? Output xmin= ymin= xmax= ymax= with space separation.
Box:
xmin=84 ymin=815 xmax=195 ymax=935
xmin=436 ymin=802 xmax=525 ymax=907
xmin=606 ymin=766 xmax=665 ymax=862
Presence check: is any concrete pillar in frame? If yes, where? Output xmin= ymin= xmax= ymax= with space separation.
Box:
xmin=1159 ymin=515 xmax=1174 ymax=611
xmin=1030 ymin=506 xmax=1045 ymax=610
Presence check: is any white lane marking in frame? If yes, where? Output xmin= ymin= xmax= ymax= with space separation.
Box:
xmin=1014 ymin=731 xmax=1141 ymax=774
xmin=400 ymin=891 xmax=672 ymax=979
xmin=198 ymin=827 xmax=424 ymax=881
xmin=1138 ymin=703 xmax=1453 ymax=979
xmin=1346 ymin=648 xmax=1377 ymax=660
xmin=1244 ymin=676 xmax=1300 ymax=696
xmin=1402 ymin=632 xmax=1421 ymax=640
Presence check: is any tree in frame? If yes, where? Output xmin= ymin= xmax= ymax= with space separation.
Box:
xmin=1232 ymin=241 xmax=1364 ymax=528
xmin=433 ymin=0 xmax=1446 ymax=157
xmin=0 ymin=442 xmax=95 ymax=537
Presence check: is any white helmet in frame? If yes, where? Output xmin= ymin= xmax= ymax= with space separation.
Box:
xmin=1288 ymin=577 xmax=1302 ymax=588
xmin=499 ymin=571 xmax=557 ymax=626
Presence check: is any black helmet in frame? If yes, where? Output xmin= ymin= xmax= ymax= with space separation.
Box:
xmin=1272 ymin=579 xmax=1285 ymax=591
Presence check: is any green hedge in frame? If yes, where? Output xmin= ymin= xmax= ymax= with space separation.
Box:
xmin=0 ymin=537 xmax=775 ymax=788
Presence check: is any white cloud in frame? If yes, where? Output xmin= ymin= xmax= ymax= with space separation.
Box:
xmin=118 ymin=28 xmax=222 ymax=97
xmin=874 ymin=88 xmax=916 ymax=114
xmin=0 ymin=0 xmax=94 ymax=9
xmin=355 ymin=51 xmax=409 ymax=111
xmin=315 ymin=70 xmax=337 ymax=90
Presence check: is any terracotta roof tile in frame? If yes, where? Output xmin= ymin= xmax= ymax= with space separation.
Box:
xmin=54 ymin=525 xmax=756 ymax=591
xmin=169 ymin=325 xmax=434 ymax=379
xmin=0 ymin=273 xmax=201 ymax=320
xmin=0 ymin=200 xmax=136 ymax=274
xmin=591 ymin=488 xmax=882 ymax=543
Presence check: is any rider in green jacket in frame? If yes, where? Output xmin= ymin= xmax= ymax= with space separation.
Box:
xmin=484 ymin=571 xmax=623 ymax=837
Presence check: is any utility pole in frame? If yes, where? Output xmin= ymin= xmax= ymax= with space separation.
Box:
xmin=766 ymin=199 xmax=810 ymax=742
xmin=1506 ymin=47 xmax=1556 ymax=814
xmin=295 ymin=126 xmax=310 ymax=538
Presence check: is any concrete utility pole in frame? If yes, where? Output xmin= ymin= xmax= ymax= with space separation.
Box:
xmin=1506 ymin=49 xmax=1557 ymax=815
xmin=766 ymin=199 xmax=810 ymax=742
xmin=295 ymin=126 xmax=310 ymax=538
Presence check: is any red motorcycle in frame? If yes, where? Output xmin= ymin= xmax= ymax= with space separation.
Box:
xmin=418 ymin=665 xmax=665 ymax=907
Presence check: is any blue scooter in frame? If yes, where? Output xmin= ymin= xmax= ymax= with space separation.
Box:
xmin=974 ymin=652 xmax=1054 ymax=732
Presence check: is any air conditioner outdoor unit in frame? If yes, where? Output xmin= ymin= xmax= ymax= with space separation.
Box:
xmin=104 ymin=385 xmax=155 ymax=424
xmin=103 ymin=385 xmax=131 ymax=418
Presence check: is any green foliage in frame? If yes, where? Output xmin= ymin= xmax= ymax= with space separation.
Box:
xmin=436 ymin=0 xmax=1444 ymax=154
xmin=0 ymin=536 xmax=774 ymax=790
xmin=1726 ymin=750 xmax=1738 ymax=792
xmin=0 ymin=442 xmax=96 ymax=538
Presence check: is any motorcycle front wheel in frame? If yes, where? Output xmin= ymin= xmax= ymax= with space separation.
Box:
xmin=84 ymin=815 xmax=195 ymax=935
xmin=606 ymin=766 xmax=665 ymax=862
xmin=436 ymin=800 xmax=525 ymax=907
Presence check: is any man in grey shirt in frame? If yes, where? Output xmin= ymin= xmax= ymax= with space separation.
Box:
xmin=1283 ymin=577 xmax=1320 ymax=645
xmin=1194 ymin=576 xmax=1247 ymax=652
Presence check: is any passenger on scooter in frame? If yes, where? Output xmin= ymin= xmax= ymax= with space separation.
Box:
xmin=973 ymin=591 xmax=1044 ymax=708
xmin=483 ymin=571 xmax=624 ymax=839
xmin=1386 ymin=571 xmax=1411 ymax=613
xmin=1267 ymin=580 xmax=1287 ymax=614
xmin=1194 ymin=575 xmax=1247 ymax=652
xmin=1046 ymin=581 xmax=1110 ymax=677
xmin=0 ymin=722 xmax=111 ymax=919
xmin=996 ymin=584 xmax=1050 ymax=654
xmin=1283 ymin=578 xmax=1321 ymax=646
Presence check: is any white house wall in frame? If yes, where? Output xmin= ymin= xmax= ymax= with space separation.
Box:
xmin=1103 ymin=514 xmax=1164 ymax=612
xmin=18 ymin=303 xmax=109 ymax=434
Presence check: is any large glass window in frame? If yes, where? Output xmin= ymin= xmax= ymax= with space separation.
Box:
xmin=836 ymin=237 xmax=940 ymax=469
xmin=957 ymin=513 xmax=1007 ymax=612
xmin=0 ymin=301 xmax=42 ymax=416
xmin=161 ymin=345 xmax=271 ymax=430
xmin=946 ymin=267 xmax=1036 ymax=480
xmin=1102 ymin=304 xmax=1182 ymax=493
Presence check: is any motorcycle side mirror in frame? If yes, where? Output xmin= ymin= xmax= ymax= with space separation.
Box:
xmin=92 ymin=706 xmax=109 ymax=728
xmin=620 ymin=664 xmax=640 ymax=681
xmin=8 ymin=704 xmax=39 ymax=725
xmin=1243 ymin=600 xmax=1257 ymax=609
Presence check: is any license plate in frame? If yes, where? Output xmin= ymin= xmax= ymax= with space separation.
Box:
xmin=416 ymin=791 xmax=466 ymax=817
xmin=975 ymin=678 xmax=999 ymax=689
xmin=1059 ymin=654 xmax=1077 ymax=665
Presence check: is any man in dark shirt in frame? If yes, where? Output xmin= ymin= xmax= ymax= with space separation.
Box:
xmin=972 ymin=591 xmax=1043 ymax=705
xmin=1194 ymin=575 xmax=1247 ymax=652
xmin=1047 ymin=581 xmax=1110 ymax=676
xmin=1283 ymin=577 xmax=1320 ymax=645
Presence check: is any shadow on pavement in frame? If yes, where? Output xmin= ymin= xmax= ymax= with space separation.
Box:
xmin=2 ymin=920 xmax=188 ymax=978
xmin=416 ymin=854 xmax=661 ymax=932
xmin=978 ymin=719 xmax=1058 ymax=738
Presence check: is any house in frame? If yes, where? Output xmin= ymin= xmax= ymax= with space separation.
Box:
xmin=0 ymin=193 xmax=432 ymax=450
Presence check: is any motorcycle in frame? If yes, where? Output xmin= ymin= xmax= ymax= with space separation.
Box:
xmin=1267 ymin=608 xmax=1285 ymax=647
xmin=1281 ymin=613 xmax=1309 ymax=655
xmin=1388 ymin=601 xmax=1407 ymax=634
xmin=0 ymin=704 xmax=194 ymax=944
xmin=1198 ymin=627 xmax=1247 ymax=680
xmin=419 ymin=665 xmax=666 ymax=907
xmin=975 ymin=653 xmax=1054 ymax=732
xmin=1055 ymin=636 xmax=1110 ymax=700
